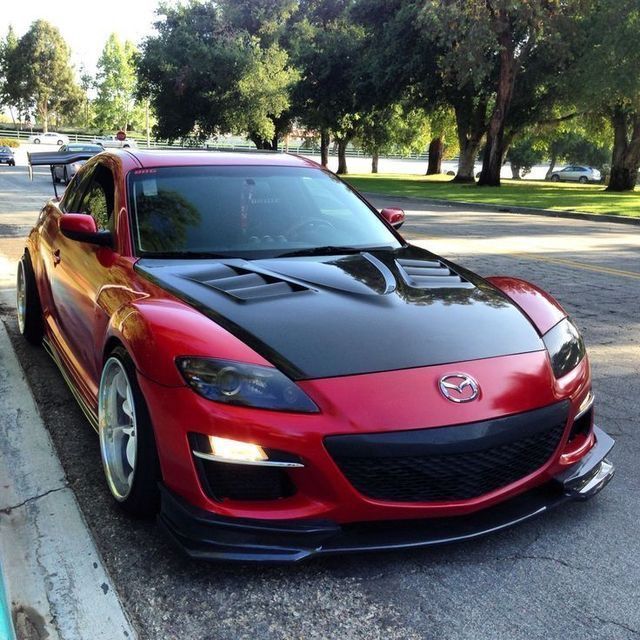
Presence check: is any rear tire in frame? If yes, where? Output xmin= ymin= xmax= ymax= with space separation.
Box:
xmin=98 ymin=346 xmax=161 ymax=517
xmin=17 ymin=253 xmax=44 ymax=345
xmin=579 ymin=176 xmax=588 ymax=184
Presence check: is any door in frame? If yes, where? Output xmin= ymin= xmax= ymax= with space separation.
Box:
xmin=49 ymin=162 xmax=118 ymax=395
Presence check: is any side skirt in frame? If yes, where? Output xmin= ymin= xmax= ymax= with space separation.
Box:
xmin=43 ymin=338 xmax=99 ymax=433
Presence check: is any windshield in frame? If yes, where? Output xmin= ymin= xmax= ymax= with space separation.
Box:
xmin=128 ymin=165 xmax=401 ymax=258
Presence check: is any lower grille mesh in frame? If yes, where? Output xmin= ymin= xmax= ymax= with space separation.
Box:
xmin=329 ymin=423 xmax=565 ymax=502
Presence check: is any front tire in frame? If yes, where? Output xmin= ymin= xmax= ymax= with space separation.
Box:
xmin=17 ymin=254 xmax=44 ymax=345
xmin=550 ymin=174 xmax=560 ymax=182
xmin=33 ymin=138 xmax=40 ymax=144
xmin=98 ymin=347 xmax=161 ymax=517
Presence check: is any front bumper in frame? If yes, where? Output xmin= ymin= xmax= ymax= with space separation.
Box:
xmin=158 ymin=426 xmax=614 ymax=563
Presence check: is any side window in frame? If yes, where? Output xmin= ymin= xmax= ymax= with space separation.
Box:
xmin=77 ymin=164 xmax=115 ymax=231
xmin=60 ymin=165 xmax=96 ymax=213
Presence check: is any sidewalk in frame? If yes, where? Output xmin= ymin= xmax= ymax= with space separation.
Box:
xmin=0 ymin=317 xmax=136 ymax=640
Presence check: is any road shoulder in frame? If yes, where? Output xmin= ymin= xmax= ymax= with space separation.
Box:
xmin=0 ymin=320 xmax=136 ymax=640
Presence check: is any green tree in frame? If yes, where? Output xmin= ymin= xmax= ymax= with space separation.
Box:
xmin=95 ymin=34 xmax=140 ymax=132
xmin=355 ymin=104 xmax=431 ymax=173
xmin=138 ymin=2 xmax=298 ymax=148
xmin=9 ymin=20 xmax=81 ymax=131
xmin=570 ymin=0 xmax=640 ymax=191
xmin=506 ymin=135 xmax=544 ymax=179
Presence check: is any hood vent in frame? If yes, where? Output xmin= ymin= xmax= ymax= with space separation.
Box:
xmin=395 ymin=258 xmax=474 ymax=290
xmin=186 ymin=264 xmax=310 ymax=302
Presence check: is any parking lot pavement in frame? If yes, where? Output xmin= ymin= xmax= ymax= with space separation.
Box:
xmin=0 ymin=170 xmax=638 ymax=640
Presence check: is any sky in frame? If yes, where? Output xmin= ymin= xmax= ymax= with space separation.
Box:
xmin=1 ymin=0 xmax=162 ymax=75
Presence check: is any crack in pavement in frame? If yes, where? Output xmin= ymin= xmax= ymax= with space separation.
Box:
xmin=0 ymin=484 xmax=69 ymax=515
xmin=588 ymin=613 xmax=640 ymax=637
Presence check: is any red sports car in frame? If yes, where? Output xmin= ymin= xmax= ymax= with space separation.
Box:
xmin=18 ymin=150 xmax=614 ymax=562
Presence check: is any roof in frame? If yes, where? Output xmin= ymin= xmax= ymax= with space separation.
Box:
xmin=119 ymin=148 xmax=321 ymax=169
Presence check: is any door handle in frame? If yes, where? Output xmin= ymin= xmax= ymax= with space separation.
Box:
xmin=52 ymin=249 xmax=61 ymax=266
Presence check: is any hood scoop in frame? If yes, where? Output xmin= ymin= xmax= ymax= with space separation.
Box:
xmin=395 ymin=258 xmax=474 ymax=290
xmin=184 ymin=263 xmax=310 ymax=302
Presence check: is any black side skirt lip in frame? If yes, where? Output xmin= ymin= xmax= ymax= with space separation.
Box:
xmin=157 ymin=426 xmax=615 ymax=564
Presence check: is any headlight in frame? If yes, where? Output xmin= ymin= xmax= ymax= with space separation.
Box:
xmin=176 ymin=357 xmax=319 ymax=413
xmin=543 ymin=318 xmax=586 ymax=378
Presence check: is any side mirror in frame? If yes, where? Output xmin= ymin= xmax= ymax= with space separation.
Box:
xmin=380 ymin=207 xmax=405 ymax=230
xmin=59 ymin=214 xmax=112 ymax=246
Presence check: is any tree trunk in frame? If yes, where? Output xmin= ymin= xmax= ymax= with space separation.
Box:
xmin=545 ymin=154 xmax=557 ymax=180
xmin=336 ymin=138 xmax=348 ymax=175
xmin=452 ymin=99 xmax=486 ymax=183
xmin=371 ymin=149 xmax=379 ymax=174
xmin=426 ymin=137 xmax=444 ymax=175
xmin=511 ymin=163 xmax=521 ymax=180
xmin=478 ymin=15 xmax=517 ymax=187
xmin=606 ymin=105 xmax=640 ymax=192
xmin=249 ymin=133 xmax=275 ymax=150
xmin=320 ymin=129 xmax=330 ymax=167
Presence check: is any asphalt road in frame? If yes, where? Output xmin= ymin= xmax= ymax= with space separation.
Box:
xmin=0 ymin=164 xmax=639 ymax=640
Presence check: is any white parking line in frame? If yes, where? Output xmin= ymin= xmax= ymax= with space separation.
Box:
xmin=0 ymin=322 xmax=137 ymax=640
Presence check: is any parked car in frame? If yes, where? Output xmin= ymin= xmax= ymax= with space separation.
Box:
xmin=29 ymin=132 xmax=69 ymax=146
xmin=0 ymin=146 xmax=15 ymax=166
xmin=92 ymin=134 xmax=137 ymax=149
xmin=18 ymin=150 xmax=614 ymax=562
xmin=52 ymin=144 xmax=103 ymax=183
xmin=549 ymin=166 xmax=601 ymax=183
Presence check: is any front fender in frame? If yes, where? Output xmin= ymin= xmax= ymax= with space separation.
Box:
xmin=486 ymin=276 xmax=567 ymax=335
xmin=106 ymin=298 xmax=272 ymax=386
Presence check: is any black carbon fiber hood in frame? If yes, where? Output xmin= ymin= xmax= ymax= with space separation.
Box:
xmin=136 ymin=245 xmax=544 ymax=379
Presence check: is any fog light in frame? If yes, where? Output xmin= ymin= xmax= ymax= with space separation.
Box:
xmin=209 ymin=436 xmax=268 ymax=463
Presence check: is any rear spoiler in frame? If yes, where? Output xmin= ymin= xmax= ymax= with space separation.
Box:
xmin=28 ymin=150 xmax=98 ymax=198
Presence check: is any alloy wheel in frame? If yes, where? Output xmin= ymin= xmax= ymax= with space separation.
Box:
xmin=16 ymin=260 xmax=26 ymax=334
xmin=98 ymin=357 xmax=139 ymax=501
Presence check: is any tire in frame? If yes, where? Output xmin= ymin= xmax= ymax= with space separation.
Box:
xmin=550 ymin=174 xmax=560 ymax=182
xmin=9 ymin=161 xmax=15 ymax=167
xmin=98 ymin=347 xmax=161 ymax=517
xmin=16 ymin=253 xmax=44 ymax=345
xmin=34 ymin=138 xmax=40 ymax=144
xmin=57 ymin=140 xmax=63 ymax=146
xmin=123 ymin=144 xmax=130 ymax=148
xmin=579 ymin=176 xmax=588 ymax=184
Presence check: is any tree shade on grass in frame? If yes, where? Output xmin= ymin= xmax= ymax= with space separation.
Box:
xmin=344 ymin=174 xmax=640 ymax=218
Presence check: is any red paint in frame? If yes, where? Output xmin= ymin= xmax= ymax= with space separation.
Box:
xmin=486 ymin=276 xmax=567 ymax=334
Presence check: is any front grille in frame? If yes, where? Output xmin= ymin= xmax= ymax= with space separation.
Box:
xmin=325 ymin=402 xmax=568 ymax=503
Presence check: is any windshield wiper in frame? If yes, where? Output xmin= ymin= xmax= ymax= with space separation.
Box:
xmin=276 ymin=245 xmax=394 ymax=258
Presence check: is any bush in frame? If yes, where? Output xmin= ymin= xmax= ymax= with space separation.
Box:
xmin=0 ymin=138 xmax=19 ymax=148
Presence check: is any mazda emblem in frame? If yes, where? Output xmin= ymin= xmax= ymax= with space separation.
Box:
xmin=439 ymin=374 xmax=480 ymax=403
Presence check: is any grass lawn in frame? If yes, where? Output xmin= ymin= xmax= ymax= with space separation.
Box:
xmin=344 ymin=174 xmax=640 ymax=218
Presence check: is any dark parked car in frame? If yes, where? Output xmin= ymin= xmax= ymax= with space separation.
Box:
xmin=0 ymin=146 xmax=16 ymax=166
xmin=52 ymin=144 xmax=103 ymax=183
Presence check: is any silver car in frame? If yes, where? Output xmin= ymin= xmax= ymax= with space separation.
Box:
xmin=549 ymin=165 xmax=601 ymax=183
xmin=52 ymin=143 xmax=103 ymax=183
xmin=92 ymin=134 xmax=137 ymax=149
xmin=29 ymin=131 xmax=69 ymax=146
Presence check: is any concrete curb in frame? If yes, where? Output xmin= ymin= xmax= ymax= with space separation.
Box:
xmin=0 ymin=320 xmax=137 ymax=640
xmin=362 ymin=191 xmax=640 ymax=226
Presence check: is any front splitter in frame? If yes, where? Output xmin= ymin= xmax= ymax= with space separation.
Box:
xmin=158 ymin=426 xmax=615 ymax=563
